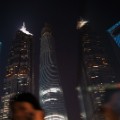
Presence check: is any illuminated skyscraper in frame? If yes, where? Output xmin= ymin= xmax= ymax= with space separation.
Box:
xmin=39 ymin=24 xmax=68 ymax=120
xmin=1 ymin=23 xmax=34 ymax=120
xmin=76 ymin=19 xmax=119 ymax=120
xmin=107 ymin=21 xmax=120 ymax=68
xmin=108 ymin=21 xmax=120 ymax=47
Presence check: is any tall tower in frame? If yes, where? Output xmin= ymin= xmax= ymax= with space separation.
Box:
xmin=1 ymin=23 xmax=34 ymax=120
xmin=0 ymin=42 xmax=3 ymax=119
xmin=39 ymin=24 xmax=68 ymax=120
xmin=76 ymin=19 xmax=119 ymax=120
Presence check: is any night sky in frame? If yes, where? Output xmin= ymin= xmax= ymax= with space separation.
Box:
xmin=0 ymin=0 xmax=120 ymax=120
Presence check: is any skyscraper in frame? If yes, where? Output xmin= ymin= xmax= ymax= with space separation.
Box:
xmin=107 ymin=21 xmax=120 ymax=69
xmin=1 ymin=23 xmax=34 ymax=120
xmin=39 ymin=24 xmax=68 ymax=120
xmin=0 ymin=42 xmax=3 ymax=119
xmin=76 ymin=19 xmax=119 ymax=120
xmin=108 ymin=21 xmax=120 ymax=48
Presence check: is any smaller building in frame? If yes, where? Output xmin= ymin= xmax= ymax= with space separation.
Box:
xmin=108 ymin=21 xmax=120 ymax=47
xmin=107 ymin=21 xmax=120 ymax=75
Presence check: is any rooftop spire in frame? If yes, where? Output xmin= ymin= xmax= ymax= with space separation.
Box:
xmin=20 ymin=22 xmax=33 ymax=36
xmin=77 ymin=18 xmax=88 ymax=29
xmin=41 ymin=23 xmax=53 ymax=35
xmin=23 ymin=22 xmax=26 ymax=29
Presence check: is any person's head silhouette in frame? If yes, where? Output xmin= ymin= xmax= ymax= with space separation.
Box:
xmin=10 ymin=92 xmax=44 ymax=120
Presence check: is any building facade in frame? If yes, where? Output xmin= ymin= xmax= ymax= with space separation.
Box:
xmin=1 ymin=23 xmax=34 ymax=120
xmin=76 ymin=19 xmax=119 ymax=120
xmin=107 ymin=21 xmax=120 ymax=69
xmin=39 ymin=24 xmax=68 ymax=120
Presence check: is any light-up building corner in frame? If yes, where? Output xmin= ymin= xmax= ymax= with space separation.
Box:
xmin=108 ymin=21 xmax=120 ymax=47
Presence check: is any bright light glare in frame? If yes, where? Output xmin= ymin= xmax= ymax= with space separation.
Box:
xmin=44 ymin=114 xmax=65 ymax=120
xmin=20 ymin=22 xmax=33 ymax=36
xmin=80 ymin=112 xmax=87 ymax=119
xmin=93 ymin=65 xmax=99 ymax=68
xmin=77 ymin=19 xmax=88 ymax=29
xmin=40 ymin=88 xmax=62 ymax=96
xmin=42 ymin=98 xmax=58 ymax=103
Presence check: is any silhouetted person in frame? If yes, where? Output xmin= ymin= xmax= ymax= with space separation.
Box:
xmin=98 ymin=89 xmax=120 ymax=120
xmin=10 ymin=93 xmax=44 ymax=120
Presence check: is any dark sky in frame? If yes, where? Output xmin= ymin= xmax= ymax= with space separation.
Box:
xmin=0 ymin=0 xmax=120 ymax=120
